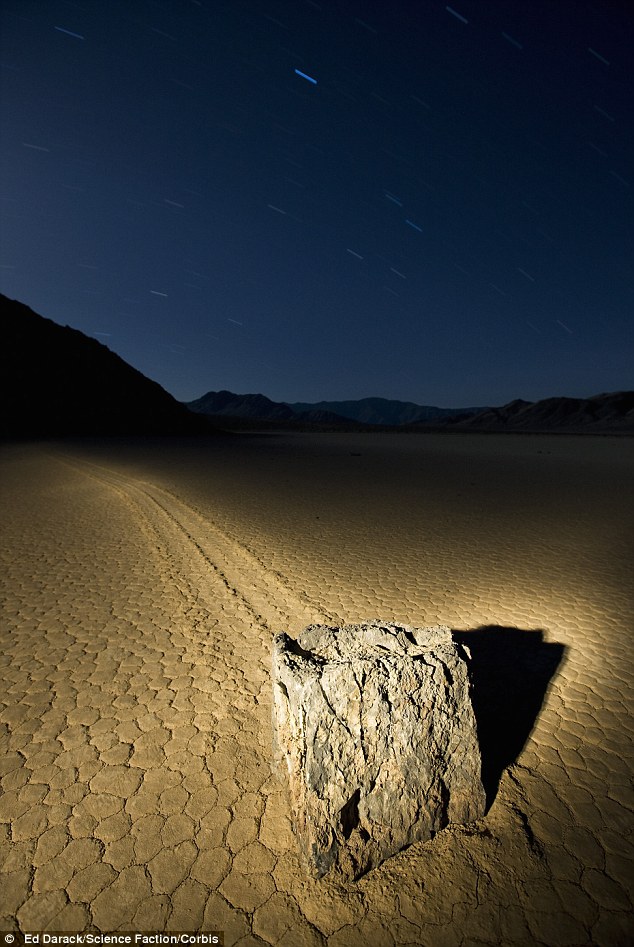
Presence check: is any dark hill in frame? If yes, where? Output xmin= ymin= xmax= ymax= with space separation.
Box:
xmin=187 ymin=391 xmax=484 ymax=427
xmin=288 ymin=396 xmax=487 ymax=425
xmin=188 ymin=387 xmax=633 ymax=434
xmin=187 ymin=390 xmax=297 ymax=421
xmin=443 ymin=392 xmax=634 ymax=433
xmin=0 ymin=294 xmax=211 ymax=437
xmin=186 ymin=391 xmax=360 ymax=428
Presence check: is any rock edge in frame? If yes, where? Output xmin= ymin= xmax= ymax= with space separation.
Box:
xmin=272 ymin=622 xmax=486 ymax=879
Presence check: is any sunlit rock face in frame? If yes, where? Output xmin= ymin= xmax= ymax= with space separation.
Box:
xmin=272 ymin=622 xmax=486 ymax=880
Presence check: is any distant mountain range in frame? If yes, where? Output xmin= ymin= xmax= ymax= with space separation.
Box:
xmin=187 ymin=389 xmax=634 ymax=433
xmin=2 ymin=294 xmax=631 ymax=437
xmin=287 ymin=397 xmax=487 ymax=426
xmin=186 ymin=391 xmax=485 ymax=428
xmin=1 ymin=294 xmax=210 ymax=437
xmin=444 ymin=394 xmax=634 ymax=433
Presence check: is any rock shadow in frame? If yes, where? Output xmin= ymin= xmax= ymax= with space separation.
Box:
xmin=452 ymin=625 xmax=565 ymax=810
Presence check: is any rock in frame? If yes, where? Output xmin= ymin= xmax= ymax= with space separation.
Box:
xmin=272 ymin=622 xmax=486 ymax=880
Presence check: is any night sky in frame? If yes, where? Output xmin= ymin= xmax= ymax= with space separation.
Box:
xmin=1 ymin=1 xmax=632 ymax=406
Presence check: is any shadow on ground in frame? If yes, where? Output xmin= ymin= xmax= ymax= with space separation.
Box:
xmin=452 ymin=625 xmax=565 ymax=810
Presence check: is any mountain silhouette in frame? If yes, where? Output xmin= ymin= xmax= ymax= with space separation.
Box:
xmin=288 ymin=397 xmax=487 ymax=425
xmin=4 ymin=294 xmax=630 ymax=437
xmin=188 ymin=388 xmax=633 ymax=433
xmin=188 ymin=390 xmax=297 ymax=421
xmin=1 ymin=294 xmax=211 ymax=437
xmin=446 ymin=393 xmax=634 ymax=433
xmin=187 ymin=391 xmax=483 ymax=428
xmin=186 ymin=390 xmax=361 ymax=428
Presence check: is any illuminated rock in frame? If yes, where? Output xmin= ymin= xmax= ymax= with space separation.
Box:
xmin=272 ymin=622 xmax=486 ymax=880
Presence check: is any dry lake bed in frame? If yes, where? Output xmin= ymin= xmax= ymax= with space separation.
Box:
xmin=1 ymin=432 xmax=632 ymax=945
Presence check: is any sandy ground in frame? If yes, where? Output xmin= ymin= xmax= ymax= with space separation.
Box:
xmin=0 ymin=432 xmax=632 ymax=946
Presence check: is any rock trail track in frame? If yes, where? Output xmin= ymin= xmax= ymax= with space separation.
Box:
xmin=61 ymin=451 xmax=336 ymax=632
xmin=0 ymin=440 xmax=632 ymax=946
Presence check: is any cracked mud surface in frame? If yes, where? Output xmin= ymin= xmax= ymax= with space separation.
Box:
xmin=1 ymin=433 xmax=632 ymax=945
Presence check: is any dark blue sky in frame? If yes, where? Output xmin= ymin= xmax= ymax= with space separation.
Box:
xmin=1 ymin=1 xmax=632 ymax=406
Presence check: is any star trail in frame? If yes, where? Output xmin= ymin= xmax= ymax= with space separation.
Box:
xmin=1 ymin=0 xmax=632 ymax=405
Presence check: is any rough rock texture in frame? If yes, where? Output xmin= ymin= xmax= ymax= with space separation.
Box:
xmin=272 ymin=622 xmax=486 ymax=880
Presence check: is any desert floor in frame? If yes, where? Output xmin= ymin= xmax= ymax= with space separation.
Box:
xmin=1 ymin=432 xmax=632 ymax=946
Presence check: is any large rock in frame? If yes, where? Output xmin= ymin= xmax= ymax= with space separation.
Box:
xmin=272 ymin=622 xmax=486 ymax=880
